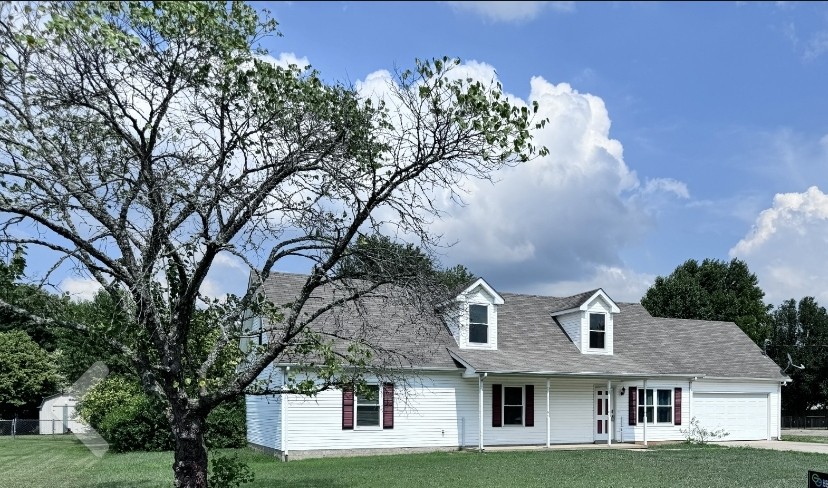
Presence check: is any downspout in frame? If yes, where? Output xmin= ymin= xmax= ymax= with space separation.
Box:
xmin=546 ymin=378 xmax=551 ymax=448
xmin=642 ymin=378 xmax=647 ymax=447
xmin=607 ymin=380 xmax=612 ymax=446
xmin=478 ymin=373 xmax=486 ymax=452
xmin=689 ymin=377 xmax=695 ymax=427
xmin=778 ymin=383 xmax=783 ymax=441
xmin=282 ymin=366 xmax=290 ymax=462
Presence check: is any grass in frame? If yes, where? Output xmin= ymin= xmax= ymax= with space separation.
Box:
xmin=1 ymin=437 xmax=828 ymax=487
xmin=782 ymin=434 xmax=828 ymax=444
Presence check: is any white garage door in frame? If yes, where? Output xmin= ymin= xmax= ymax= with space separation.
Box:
xmin=693 ymin=393 xmax=768 ymax=441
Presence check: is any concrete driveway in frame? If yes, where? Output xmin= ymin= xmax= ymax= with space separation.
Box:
xmin=717 ymin=440 xmax=828 ymax=454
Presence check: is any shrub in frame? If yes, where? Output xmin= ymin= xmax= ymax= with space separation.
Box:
xmin=681 ymin=416 xmax=729 ymax=444
xmin=79 ymin=376 xmax=246 ymax=452
xmin=209 ymin=452 xmax=254 ymax=488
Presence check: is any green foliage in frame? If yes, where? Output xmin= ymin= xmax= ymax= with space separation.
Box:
xmin=680 ymin=417 xmax=729 ymax=444
xmin=0 ymin=330 xmax=61 ymax=418
xmin=641 ymin=258 xmax=771 ymax=343
xmin=208 ymin=452 xmax=254 ymax=488
xmin=79 ymin=376 xmax=246 ymax=452
xmin=767 ymin=297 xmax=828 ymax=414
xmin=337 ymin=234 xmax=476 ymax=290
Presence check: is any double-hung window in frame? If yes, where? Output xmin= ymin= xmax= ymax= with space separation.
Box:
xmin=503 ymin=386 xmax=524 ymax=425
xmin=589 ymin=313 xmax=605 ymax=349
xmin=355 ymin=385 xmax=380 ymax=428
xmin=469 ymin=304 xmax=488 ymax=344
xmin=638 ymin=388 xmax=673 ymax=424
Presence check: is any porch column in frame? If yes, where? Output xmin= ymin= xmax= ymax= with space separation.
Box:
xmin=607 ymin=379 xmax=612 ymax=446
xmin=642 ymin=378 xmax=647 ymax=447
xmin=546 ymin=378 xmax=551 ymax=448
xmin=478 ymin=373 xmax=485 ymax=451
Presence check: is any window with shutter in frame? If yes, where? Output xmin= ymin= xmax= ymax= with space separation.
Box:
xmin=674 ymin=388 xmax=682 ymax=425
xmin=492 ymin=384 xmax=502 ymax=427
xmin=525 ymin=385 xmax=534 ymax=427
xmin=383 ymin=383 xmax=394 ymax=429
xmin=342 ymin=387 xmax=354 ymax=430
xmin=628 ymin=386 xmax=637 ymax=426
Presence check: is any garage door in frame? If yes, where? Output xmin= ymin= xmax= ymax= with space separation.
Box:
xmin=693 ymin=393 xmax=768 ymax=441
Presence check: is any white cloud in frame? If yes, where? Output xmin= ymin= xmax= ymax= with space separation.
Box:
xmin=730 ymin=186 xmax=828 ymax=305
xmin=59 ymin=277 xmax=102 ymax=302
xmin=366 ymin=66 xmax=684 ymax=295
xmin=524 ymin=265 xmax=656 ymax=303
xmin=447 ymin=1 xmax=574 ymax=23
xmin=257 ymin=52 xmax=311 ymax=70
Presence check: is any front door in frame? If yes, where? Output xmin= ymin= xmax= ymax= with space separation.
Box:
xmin=594 ymin=388 xmax=609 ymax=442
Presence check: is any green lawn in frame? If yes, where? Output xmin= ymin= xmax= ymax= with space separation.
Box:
xmin=782 ymin=434 xmax=828 ymax=444
xmin=1 ymin=437 xmax=827 ymax=487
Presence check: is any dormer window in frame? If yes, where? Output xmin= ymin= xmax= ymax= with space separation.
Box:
xmin=469 ymin=304 xmax=488 ymax=343
xmin=589 ymin=313 xmax=605 ymax=349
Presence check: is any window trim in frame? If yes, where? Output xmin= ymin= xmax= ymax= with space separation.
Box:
xmin=354 ymin=384 xmax=382 ymax=430
xmin=468 ymin=303 xmax=489 ymax=344
xmin=502 ymin=385 xmax=525 ymax=426
xmin=588 ymin=313 xmax=606 ymax=349
xmin=637 ymin=388 xmax=674 ymax=425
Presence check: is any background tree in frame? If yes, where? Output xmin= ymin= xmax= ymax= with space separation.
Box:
xmin=0 ymin=329 xmax=61 ymax=418
xmin=640 ymin=258 xmax=771 ymax=343
xmin=0 ymin=2 xmax=544 ymax=487
xmin=767 ymin=297 xmax=828 ymax=415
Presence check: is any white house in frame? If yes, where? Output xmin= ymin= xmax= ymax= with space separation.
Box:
xmin=245 ymin=273 xmax=788 ymax=460
xmin=39 ymin=393 xmax=88 ymax=435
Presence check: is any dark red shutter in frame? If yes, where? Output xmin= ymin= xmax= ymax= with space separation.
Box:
xmin=492 ymin=384 xmax=502 ymax=427
xmin=628 ymin=386 xmax=637 ymax=426
xmin=525 ymin=385 xmax=534 ymax=427
xmin=342 ymin=387 xmax=354 ymax=430
xmin=383 ymin=383 xmax=394 ymax=429
xmin=674 ymin=387 xmax=682 ymax=425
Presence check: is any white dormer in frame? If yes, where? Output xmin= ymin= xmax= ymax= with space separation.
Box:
xmin=551 ymin=289 xmax=619 ymax=355
xmin=445 ymin=278 xmax=504 ymax=350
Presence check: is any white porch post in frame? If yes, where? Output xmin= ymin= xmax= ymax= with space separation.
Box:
xmin=478 ymin=373 xmax=485 ymax=451
xmin=607 ymin=379 xmax=612 ymax=446
xmin=546 ymin=378 xmax=551 ymax=448
xmin=642 ymin=378 xmax=647 ymax=447
xmin=282 ymin=366 xmax=290 ymax=461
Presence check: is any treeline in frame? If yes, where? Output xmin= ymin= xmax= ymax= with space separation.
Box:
xmin=641 ymin=258 xmax=828 ymax=416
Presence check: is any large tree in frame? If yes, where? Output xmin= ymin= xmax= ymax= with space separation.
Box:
xmin=640 ymin=258 xmax=771 ymax=343
xmin=767 ymin=297 xmax=828 ymax=415
xmin=0 ymin=2 xmax=544 ymax=486
xmin=0 ymin=329 xmax=61 ymax=418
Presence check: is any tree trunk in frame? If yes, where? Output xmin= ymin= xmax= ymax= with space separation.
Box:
xmin=171 ymin=408 xmax=208 ymax=488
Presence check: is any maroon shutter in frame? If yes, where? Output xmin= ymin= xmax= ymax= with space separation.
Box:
xmin=342 ymin=387 xmax=354 ymax=430
xmin=492 ymin=384 xmax=502 ymax=427
xmin=383 ymin=383 xmax=394 ymax=429
xmin=525 ymin=385 xmax=534 ymax=427
xmin=628 ymin=386 xmax=637 ymax=426
xmin=674 ymin=387 xmax=682 ymax=425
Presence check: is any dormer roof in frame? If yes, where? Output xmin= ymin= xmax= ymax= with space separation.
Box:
xmin=454 ymin=277 xmax=505 ymax=305
xmin=549 ymin=288 xmax=620 ymax=315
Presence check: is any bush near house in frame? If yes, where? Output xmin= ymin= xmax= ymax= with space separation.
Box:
xmin=78 ymin=376 xmax=245 ymax=452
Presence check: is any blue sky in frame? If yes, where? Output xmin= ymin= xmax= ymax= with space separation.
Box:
xmin=56 ymin=2 xmax=828 ymax=306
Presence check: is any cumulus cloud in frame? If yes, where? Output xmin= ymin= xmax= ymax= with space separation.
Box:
xmin=446 ymin=1 xmax=574 ymax=23
xmin=257 ymin=52 xmax=311 ymax=70
xmin=59 ymin=277 xmax=102 ymax=302
xmin=730 ymin=186 xmax=828 ymax=305
xmin=353 ymin=61 xmax=685 ymax=298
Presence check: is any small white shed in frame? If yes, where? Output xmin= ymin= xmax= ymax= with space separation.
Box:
xmin=38 ymin=393 xmax=88 ymax=434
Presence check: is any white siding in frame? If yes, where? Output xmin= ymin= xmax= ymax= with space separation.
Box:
xmin=39 ymin=395 xmax=87 ymax=434
xmin=692 ymin=379 xmax=780 ymax=441
xmin=616 ymin=380 xmax=690 ymax=442
xmin=285 ymin=372 xmax=476 ymax=451
xmin=558 ymin=312 xmax=581 ymax=351
xmin=583 ymin=297 xmax=613 ymax=355
xmin=245 ymin=366 xmax=283 ymax=450
xmin=456 ymin=287 xmax=499 ymax=350
xmin=549 ymin=379 xmax=596 ymax=443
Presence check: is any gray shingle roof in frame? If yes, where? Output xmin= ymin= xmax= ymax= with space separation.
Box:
xmin=548 ymin=289 xmax=602 ymax=314
xmin=260 ymin=273 xmax=786 ymax=380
